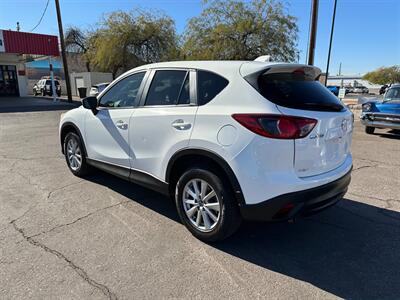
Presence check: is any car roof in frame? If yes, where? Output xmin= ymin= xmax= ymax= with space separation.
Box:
xmin=122 ymin=60 xmax=321 ymax=79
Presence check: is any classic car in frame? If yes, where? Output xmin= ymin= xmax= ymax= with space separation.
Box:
xmin=360 ymin=84 xmax=400 ymax=134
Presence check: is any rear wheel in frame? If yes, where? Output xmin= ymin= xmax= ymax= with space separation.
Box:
xmin=64 ymin=132 xmax=91 ymax=177
xmin=365 ymin=126 xmax=375 ymax=134
xmin=41 ymin=89 xmax=46 ymax=96
xmin=174 ymin=168 xmax=241 ymax=242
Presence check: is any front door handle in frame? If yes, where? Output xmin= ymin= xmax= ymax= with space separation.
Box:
xmin=172 ymin=119 xmax=191 ymax=130
xmin=115 ymin=120 xmax=128 ymax=130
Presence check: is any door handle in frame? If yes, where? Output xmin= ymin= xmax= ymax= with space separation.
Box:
xmin=115 ymin=120 xmax=128 ymax=130
xmin=172 ymin=119 xmax=191 ymax=130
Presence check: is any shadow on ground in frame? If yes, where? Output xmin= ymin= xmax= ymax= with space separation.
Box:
xmin=86 ymin=171 xmax=400 ymax=299
xmin=376 ymin=129 xmax=400 ymax=140
xmin=0 ymin=97 xmax=79 ymax=113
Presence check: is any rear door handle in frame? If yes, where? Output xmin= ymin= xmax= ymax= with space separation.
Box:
xmin=172 ymin=119 xmax=191 ymax=130
xmin=115 ymin=120 xmax=128 ymax=130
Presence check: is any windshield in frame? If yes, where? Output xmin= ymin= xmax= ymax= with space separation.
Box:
xmin=384 ymin=87 xmax=400 ymax=101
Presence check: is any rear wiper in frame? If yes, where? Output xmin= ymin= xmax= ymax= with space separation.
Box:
xmin=302 ymin=102 xmax=344 ymax=111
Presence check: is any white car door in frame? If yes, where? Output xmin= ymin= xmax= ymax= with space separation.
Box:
xmin=129 ymin=69 xmax=197 ymax=180
xmin=84 ymin=71 xmax=147 ymax=168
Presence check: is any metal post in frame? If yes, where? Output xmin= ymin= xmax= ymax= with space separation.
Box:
xmin=55 ymin=0 xmax=72 ymax=102
xmin=324 ymin=0 xmax=338 ymax=86
xmin=307 ymin=0 xmax=319 ymax=65
xmin=49 ymin=56 xmax=57 ymax=102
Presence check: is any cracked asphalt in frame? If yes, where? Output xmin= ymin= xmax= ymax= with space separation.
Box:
xmin=1 ymin=99 xmax=399 ymax=299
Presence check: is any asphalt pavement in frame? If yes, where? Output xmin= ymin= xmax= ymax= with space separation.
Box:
xmin=0 ymin=97 xmax=399 ymax=299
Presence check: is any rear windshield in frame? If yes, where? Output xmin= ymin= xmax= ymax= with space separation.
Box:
xmin=256 ymin=72 xmax=344 ymax=112
xmin=45 ymin=80 xmax=59 ymax=85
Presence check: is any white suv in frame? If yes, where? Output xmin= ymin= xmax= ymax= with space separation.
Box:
xmin=59 ymin=61 xmax=353 ymax=242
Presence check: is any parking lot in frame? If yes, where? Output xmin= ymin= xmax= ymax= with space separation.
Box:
xmin=1 ymin=97 xmax=399 ymax=299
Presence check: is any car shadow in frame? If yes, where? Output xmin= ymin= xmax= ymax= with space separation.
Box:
xmin=376 ymin=129 xmax=400 ymax=140
xmin=0 ymin=97 xmax=79 ymax=113
xmin=86 ymin=171 xmax=400 ymax=299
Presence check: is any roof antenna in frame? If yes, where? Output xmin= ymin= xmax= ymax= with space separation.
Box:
xmin=254 ymin=55 xmax=272 ymax=62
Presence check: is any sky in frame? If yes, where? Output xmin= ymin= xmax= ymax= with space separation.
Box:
xmin=0 ymin=0 xmax=399 ymax=75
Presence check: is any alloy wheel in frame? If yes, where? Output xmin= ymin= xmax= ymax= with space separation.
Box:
xmin=182 ymin=179 xmax=221 ymax=232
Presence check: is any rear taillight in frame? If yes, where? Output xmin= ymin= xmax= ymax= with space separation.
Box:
xmin=232 ymin=114 xmax=317 ymax=139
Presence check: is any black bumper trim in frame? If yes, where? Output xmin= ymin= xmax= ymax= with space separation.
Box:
xmin=240 ymin=169 xmax=352 ymax=222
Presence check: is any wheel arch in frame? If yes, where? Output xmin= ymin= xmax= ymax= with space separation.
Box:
xmin=60 ymin=122 xmax=87 ymax=156
xmin=166 ymin=149 xmax=245 ymax=206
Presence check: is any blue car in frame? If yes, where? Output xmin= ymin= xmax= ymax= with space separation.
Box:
xmin=327 ymin=85 xmax=339 ymax=96
xmin=360 ymin=84 xmax=400 ymax=134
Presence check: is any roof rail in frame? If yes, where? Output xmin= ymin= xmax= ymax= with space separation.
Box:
xmin=254 ymin=55 xmax=272 ymax=62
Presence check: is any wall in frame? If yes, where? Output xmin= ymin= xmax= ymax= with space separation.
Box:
xmin=70 ymin=72 xmax=113 ymax=97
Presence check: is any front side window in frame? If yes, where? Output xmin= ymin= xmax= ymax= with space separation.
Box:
xmin=99 ymin=72 xmax=145 ymax=108
xmin=197 ymin=70 xmax=229 ymax=105
xmin=145 ymin=70 xmax=188 ymax=106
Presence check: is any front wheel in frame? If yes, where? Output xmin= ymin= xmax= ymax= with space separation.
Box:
xmin=175 ymin=168 xmax=241 ymax=242
xmin=365 ymin=126 xmax=375 ymax=134
xmin=64 ymin=132 xmax=91 ymax=177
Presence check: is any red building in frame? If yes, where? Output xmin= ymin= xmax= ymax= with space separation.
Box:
xmin=0 ymin=29 xmax=59 ymax=97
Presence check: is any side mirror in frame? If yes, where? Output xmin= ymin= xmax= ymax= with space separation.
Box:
xmin=82 ymin=96 xmax=98 ymax=115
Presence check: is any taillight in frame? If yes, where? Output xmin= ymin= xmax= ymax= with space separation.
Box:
xmin=232 ymin=114 xmax=317 ymax=139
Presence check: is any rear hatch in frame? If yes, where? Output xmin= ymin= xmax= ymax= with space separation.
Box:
xmin=243 ymin=63 xmax=353 ymax=177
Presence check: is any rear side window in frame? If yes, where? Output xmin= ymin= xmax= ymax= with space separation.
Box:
xmin=145 ymin=70 xmax=188 ymax=106
xmin=197 ymin=70 xmax=229 ymax=105
xmin=257 ymin=72 xmax=344 ymax=112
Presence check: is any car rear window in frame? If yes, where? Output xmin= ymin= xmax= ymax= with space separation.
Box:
xmin=256 ymin=72 xmax=344 ymax=112
xmin=45 ymin=80 xmax=59 ymax=85
xmin=197 ymin=70 xmax=229 ymax=105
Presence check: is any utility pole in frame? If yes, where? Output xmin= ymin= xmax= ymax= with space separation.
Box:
xmin=55 ymin=0 xmax=72 ymax=102
xmin=324 ymin=0 xmax=338 ymax=86
xmin=307 ymin=0 xmax=319 ymax=65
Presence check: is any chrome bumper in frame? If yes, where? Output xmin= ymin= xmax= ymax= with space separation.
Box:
xmin=360 ymin=113 xmax=400 ymax=130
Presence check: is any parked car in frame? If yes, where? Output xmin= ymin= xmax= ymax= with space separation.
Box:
xmin=33 ymin=79 xmax=61 ymax=97
xmin=59 ymin=61 xmax=353 ymax=242
xmin=326 ymin=85 xmax=339 ymax=96
xmin=353 ymin=86 xmax=369 ymax=94
xmin=345 ymin=86 xmax=354 ymax=94
xmin=379 ymin=84 xmax=389 ymax=95
xmin=89 ymin=82 xmax=110 ymax=97
xmin=361 ymin=84 xmax=400 ymax=134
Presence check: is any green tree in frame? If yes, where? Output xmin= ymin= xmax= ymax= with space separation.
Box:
xmin=182 ymin=0 xmax=298 ymax=61
xmin=88 ymin=10 xmax=179 ymax=78
xmin=363 ymin=66 xmax=400 ymax=85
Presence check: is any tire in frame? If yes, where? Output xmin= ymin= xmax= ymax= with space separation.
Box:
xmin=64 ymin=132 xmax=91 ymax=177
xmin=42 ymin=89 xmax=46 ymax=96
xmin=174 ymin=167 xmax=242 ymax=242
xmin=365 ymin=126 xmax=375 ymax=134
xmin=33 ymin=89 xmax=37 ymax=96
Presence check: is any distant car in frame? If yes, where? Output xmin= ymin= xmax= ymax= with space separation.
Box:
xmin=379 ymin=85 xmax=388 ymax=95
xmin=33 ymin=79 xmax=61 ymax=97
xmin=360 ymin=84 xmax=400 ymax=134
xmin=353 ymin=86 xmax=369 ymax=94
xmin=345 ymin=86 xmax=353 ymax=94
xmin=89 ymin=83 xmax=110 ymax=97
xmin=327 ymin=85 xmax=339 ymax=96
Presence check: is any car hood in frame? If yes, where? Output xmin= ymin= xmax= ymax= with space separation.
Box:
xmin=374 ymin=101 xmax=400 ymax=114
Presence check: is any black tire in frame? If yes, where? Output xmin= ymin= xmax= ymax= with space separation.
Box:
xmin=33 ymin=89 xmax=37 ymax=96
xmin=174 ymin=167 xmax=242 ymax=242
xmin=41 ymin=89 xmax=46 ymax=96
xmin=365 ymin=126 xmax=375 ymax=134
xmin=63 ymin=132 xmax=92 ymax=177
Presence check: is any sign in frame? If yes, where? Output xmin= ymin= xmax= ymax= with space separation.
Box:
xmin=0 ymin=30 xmax=4 ymax=52
xmin=338 ymin=88 xmax=346 ymax=99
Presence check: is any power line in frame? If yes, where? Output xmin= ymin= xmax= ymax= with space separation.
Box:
xmin=30 ymin=0 xmax=50 ymax=32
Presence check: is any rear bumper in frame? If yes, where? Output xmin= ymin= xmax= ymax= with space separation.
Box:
xmin=240 ymin=168 xmax=352 ymax=222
